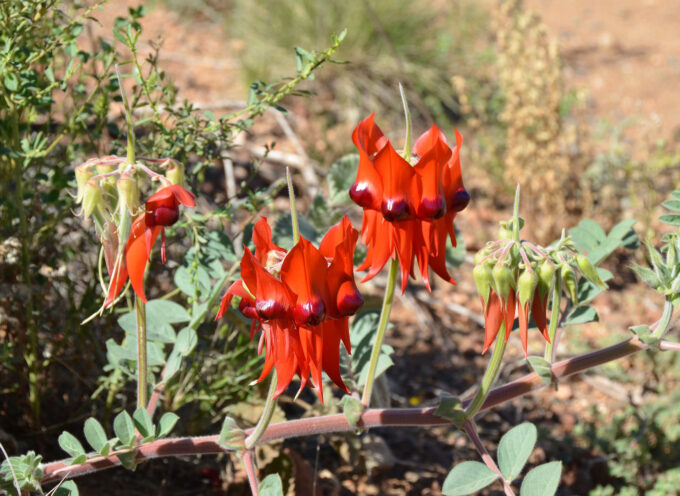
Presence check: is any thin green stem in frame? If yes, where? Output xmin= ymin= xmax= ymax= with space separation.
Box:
xmin=286 ymin=167 xmax=299 ymax=243
xmin=399 ymin=82 xmax=412 ymax=158
xmin=136 ymin=297 xmax=148 ymax=409
xmin=115 ymin=65 xmax=135 ymax=165
xmin=464 ymin=324 xmax=508 ymax=419
xmin=543 ymin=277 xmax=562 ymax=362
xmin=361 ymin=258 xmax=399 ymax=407
xmin=512 ymin=185 xmax=521 ymax=243
xmin=245 ymin=373 xmax=278 ymax=449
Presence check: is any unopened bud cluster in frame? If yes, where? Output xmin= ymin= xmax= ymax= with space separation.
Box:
xmin=473 ymin=219 xmax=605 ymax=355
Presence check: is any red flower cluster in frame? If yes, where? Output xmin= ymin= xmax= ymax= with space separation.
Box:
xmin=216 ymin=216 xmax=363 ymax=402
xmin=480 ymin=285 xmax=550 ymax=356
xmin=350 ymin=114 xmax=470 ymax=291
xmin=106 ymin=184 xmax=195 ymax=306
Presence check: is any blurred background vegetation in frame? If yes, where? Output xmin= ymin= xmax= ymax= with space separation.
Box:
xmin=2 ymin=0 xmax=680 ymax=494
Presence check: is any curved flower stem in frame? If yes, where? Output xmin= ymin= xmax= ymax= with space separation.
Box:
xmin=135 ymin=297 xmax=148 ymax=409
xmin=243 ymin=169 xmax=300 ymax=450
xmin=242 ymin=450 xmax=259 ymax=495
xmin=543 ymin=279 xmax=562 ymax=363
xmin=463 ymin=420 xmax=515 ymax=496
xmin=115 ymin=65 xmax=135 ymax=165
xmin=361 ymin=257 xmax=399 ymax=407
xmin=245 ymin=373 xmax=278 ymax=449
xmin=286 ymin=167 xmax=300 ymax=244
xmin=512 ymin=185 xmax=521 ymax=243
xmin=399 ymin=82 xmax=412 ymax=157
xmin=652 ymin=299 xmax=674 ymax=339
xmin=464 ymin=324 xmax=507 ymax=419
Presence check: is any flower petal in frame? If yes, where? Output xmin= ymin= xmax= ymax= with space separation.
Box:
xmin=374 ymin=142 xmax=416 ymax=221
xmin=125 ymin=217 xmax=161 ymax=303
xmin=253 ymin=217 xmax=285 ymax=265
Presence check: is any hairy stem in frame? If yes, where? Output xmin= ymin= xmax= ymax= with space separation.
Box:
xmin=543 ymin=279 xmax=562 ymax=362
xmin=245 ymin=373 xmax=278 ymax=449
xmin=136 ymin=298 xmax=148 ymax=409
xmin=242 ymin=451 xmax=259 ymax=495
xmin=464 ymin=324 xmax=507 ymax=419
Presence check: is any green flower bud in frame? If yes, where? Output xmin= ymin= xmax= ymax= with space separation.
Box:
xmin=561 ymin=263 xmax=578 ymax=303
xmin=498 ymin=221 xmax=512 ymax=240
xmin=575 ymin=255 xmax=603 ymax=287
xmin=518 ymin=268 xmax=538 ymax=306
xmin=82 ymin=180 xmax=102 ymax=219
xmin=117 ymin=174 xmax=139 ymax=213
xmin=473 ymin=263 xmax=494 ymax=305
xmin=75 ymin=165 xmax=93 ymax=203
xmin=492 ymin=263 xmax=515 ymax=300
xmin=166 ymin=162 xmax=185 ymax=187
xmin=537 ymin=260 xmax=555 ymax=300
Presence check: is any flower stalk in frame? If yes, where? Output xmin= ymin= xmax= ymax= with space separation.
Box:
xmin=464 ymin=324 xmax=508 ymax=419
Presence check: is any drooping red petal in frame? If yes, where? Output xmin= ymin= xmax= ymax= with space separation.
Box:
xmin=350 ymin=114 xmax=387 ymax=211
xmin=531 ymin=289 xmax=551 ymax=343
xmin=373 ymin=142 xmax=416 ymax=222
xmin=125 ymin=217 xmax=161 ymax=303
xmin=104 ymin=259 xmax=128 ymax=307
xmin=413 ymin=125 xmax=452 ymax=219
xmin=359 ymin=210 xmax=394 ymax=281
xmin=280 ymin=237 xmax=330 ymax=326
xmin=320 ymin=318 xmax=351 ymax=394
xmin=243 ymin=248 xmax=294 ymax=321
xmin=253 ymin=217 xmax=285 ymax=265
xmin=482 ymin=292 xmax=504 ymax=354
xmin=215 ymin=280 xmax=254 ymax=320
xmin=502 ymin=291 xmax=517 ymax=343
xmin=518 ymin=301 xmax=530 ymax=357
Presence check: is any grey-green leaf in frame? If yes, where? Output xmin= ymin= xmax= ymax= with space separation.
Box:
xmin=443 ymin=461 xmax=498 ymax=496
xmin=341 ymin=395 xmax=364 ymax=427
xmin=54 ymin=480 xmax=79 ymax=495
xmin=259 ymin=474 xmax=284 ymax=496
xmin=564 ymin=306 xmax=598 ymax=325
xmin=218 ymin=416 xmax=246 ymax=453
xmin=157 ymin=412 xmax=179 ymax=438
xmin=58 ymin=431 xmax=85 ymax=458
xmin=526 ymin=357 xmax=552 ymax=385
xmin=83 ymin=418 xmax=107 ymax=453
xmin=133 ymin=407 xmax=155 ymax=439
xmin=113 ymin=411 xmax=136 ymax=446
xmin=660 ymin=214 xmax=680 ymax=226
xmin=520 ymin=461 xmax=562 ymax=496
xmin=498 ymin=422 xmax=538 ymax=481
xmin=175 ymin=327 xmax=198 ymax=356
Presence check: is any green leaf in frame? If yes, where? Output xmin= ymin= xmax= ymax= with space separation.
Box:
xmin=83 ymin=418 xmax=107 ymax=453
xmin=570 ymin=219 xmax=637 ymax=265
xmin=174 ymin=265 xmax=211 ymax=299
xmin=113 ymin=411 xmax=136 ymax=447
xmin=259 ymin=474 xmax=284 ymax=496
xmin=435 ymin=394 xmax=466 ymax=427
xmin=564 ymin=306 xmax=598 ymax=325
xmin=520 ymin=461 xmax=562 ymax=496
xmin=218 ymin=416 xmax=245 ymax=453
xmin=662 ymin=200 xmax=680 ymax=211
xmin=175 ymin=327 xmax=198 ymax=356
xmin=498 ymin=422 xmax=537 ymax=481
xmin=328 ymin=154 xmax=359 ymax=206
xmin=3 ymin=72 xmax=18 ymax=92
xmin=117 ymin=451 xmax=137 ymax=471
xmin=442 ymin=461 xmax=498 ymax=496
xmin=632 ymin=264 xmax=660 ymax=289
xmin=118 ymin=299 xmax=190 ymax=344
xmin=58 ymin=431 xmax=85 ymax=458
xmin=526 ymin=357 xmax=552 ymax=385
xmin=157 ymin=412 xmax=179 ymax=438
xmin=671 ymin=189 xmax=680 ymax=201
xmin=54 ymin=480 xmax=79 ymax=495
xmin=351 ymin=311 xmax=394 ymax=387
xmin=162 ymin=350 xmax=182 ymax=383
xmin=340 ymin=395 xmax=364 ymax=428
xmin=660 ymin=214 xmax=680 ymax=227
xmin=133 ymin=407 xmax=155 ymax=439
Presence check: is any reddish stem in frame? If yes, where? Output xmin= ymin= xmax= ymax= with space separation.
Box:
xmin=463 ymin=420 xmax=514 ymax=496
xmin=242 ymin=451 xmax=259 ymax=495
xmin=40 ymin=335 xmax=646 ymax=486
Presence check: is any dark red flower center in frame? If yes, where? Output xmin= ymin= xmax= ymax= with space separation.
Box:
xmin=335 ymin=281 xmax=364 ymax=317
xmin=349 ymin=182 xmax=377 ymax=209
xmin=449 ymin=187 xmax=470 ymax=212
xmin=255 ymin=299 xmax=289 ymax=320
xmin=293 ymin=299 xmax=326 ymax=327
xmin=417 ymin=195 xmax=446 ymax=219
xmin=239 ymin=299 xmax=258 ymax=320
xmin=151 ymin=205 xmax=180 ymax=227
xmin=381 ymin=198 xmax=411 ymax=222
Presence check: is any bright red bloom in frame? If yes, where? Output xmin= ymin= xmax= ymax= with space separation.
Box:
xmin=105 ymin=184 xmax=196 ymax=306
xmin=215 ymin=216 xmax=363 ymax=402
xmin=350 ymin=114 xmax=470 ymax=292
xmin=480 ymin=287 xmax=550 ymax=356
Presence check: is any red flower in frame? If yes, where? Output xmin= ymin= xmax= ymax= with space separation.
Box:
xmin=216 ymin=216 xmax=363 ymax=402
xmin=480 ymin=287 xmax=550 ymax=356
xmin=105 ymin=184 xmax=196 ymax=306
xmin=350 ymin=114 xmax=469 ymax=292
